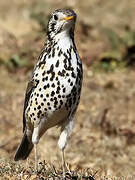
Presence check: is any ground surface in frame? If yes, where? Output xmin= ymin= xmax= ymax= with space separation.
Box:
xmin=0 ymin=0 xmax=135 ymax=179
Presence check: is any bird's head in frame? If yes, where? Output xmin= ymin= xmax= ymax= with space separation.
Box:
xmin=47 ymin=9 xmax=77 ymax=41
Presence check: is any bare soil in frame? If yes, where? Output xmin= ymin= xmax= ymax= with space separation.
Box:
xmin=0 ymin=0 xmax=135 ymax=179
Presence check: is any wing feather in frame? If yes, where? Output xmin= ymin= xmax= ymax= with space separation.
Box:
xmin=23 ymin=79 xmax=39 ymax=132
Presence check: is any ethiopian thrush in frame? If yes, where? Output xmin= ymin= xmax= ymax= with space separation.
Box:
xmin=14 ymin=9 xmax=83 ymax=178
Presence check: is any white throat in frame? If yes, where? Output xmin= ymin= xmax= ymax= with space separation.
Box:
xmin=55 ymin=30 xmax=73 ymax=51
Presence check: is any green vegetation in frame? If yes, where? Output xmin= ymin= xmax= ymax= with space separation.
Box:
xmin=94 ymin=26 xmax=135 ymax=72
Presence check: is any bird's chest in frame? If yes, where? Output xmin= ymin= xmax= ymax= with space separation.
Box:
xmin=26 ymin=45 xmax=82 ymax=127
xmin=35 ymin=46 xmax=79 ymax=95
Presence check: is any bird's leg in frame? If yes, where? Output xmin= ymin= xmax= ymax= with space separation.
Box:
xmin=26 ymin=158 xmax=30 ymax=169
xmin=62 ymin=148 xmax=66 ymax=179
xmin=32 ymin=126 xmax=40 ymax=173
xmin=34 ymin=144 xmax=38 ymax=173
xmin=58 ymin=118 xmax=74 ymax=179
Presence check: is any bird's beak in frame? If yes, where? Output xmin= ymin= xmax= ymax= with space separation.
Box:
xmin=62 ymin=16 xmax=74 ymax=21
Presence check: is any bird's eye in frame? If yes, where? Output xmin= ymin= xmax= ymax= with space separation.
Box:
xmin=53 ymin=15 xmax=58 ymax=21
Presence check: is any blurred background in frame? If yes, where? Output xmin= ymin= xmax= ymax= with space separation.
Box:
xmin=0 ymin=0 xmax=135 ymax=178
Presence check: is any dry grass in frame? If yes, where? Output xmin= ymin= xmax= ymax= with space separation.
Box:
xmin=0 ymin=159 xmax=98 ymax=180
xmin=0 ymin=0 xmax=135 ymax=179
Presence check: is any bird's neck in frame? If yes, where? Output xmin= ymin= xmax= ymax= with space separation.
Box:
xmin=57 ymin=31 xmax=73 ymax=49
xmin=46 ymin=30 xmax=75 ymax=52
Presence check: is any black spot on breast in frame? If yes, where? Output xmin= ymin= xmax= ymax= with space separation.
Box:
xmin=60 ymin=100 xmax=63 ymax=105
xmin=37 ymin=110 xmax=42 ymax=117
xmin=55 ymin=60 xmax=59 ymax=67
xmin=54 ymin=97 xmax=57 ymax=100
xmin=50 ymin=72 xmax=55 ymax=81
xmin=64 ymin=58 xmax=67 ymax=64
xmin=47 ymin=83 xmax=50 ymax=88
xmin=57 ymin=81 xmax=60 ymax=86
xmin=41 ymin=102 xmax=44 ymax=106
xmin=58 ymin=49 xmax=62 ymax=57
xmin=51 ymin=91 xmax=55 ymax=96
xmin=50 ymin=98 xmax=53 ymax=101
xmin=52 ymin=41 xmax=57 ymax=48
xmin=58 ymin=94 xmax=61 ymax=98
xmin=71 ymin=72 xmax=76 ymax=78
xmin=42 ymin=78 xmax=45 ymax=82
xmin=52 ymin=48 xmax=55 ymax=58
xmin=58 ymin=69 xmax=66 ymax=77
xmin=37 ymin=105 xmax=41 ymax=110
xmin=46 ymin=64 xmax=55 ymax=81
xmin=67 ymin=49 xmax=70 ymax=54
xmin=70 ymin=82 xmax=73 ymax=86
xmin=47 ymin=47 xmax=51 ymax=54
xmin=47 ymin=64 xmax=54 ymax=74
xmin=40 ymin=94 xmax=43 ymax=98
xmin=63 ymin=88 xmax=66 ymax=93
xmin=56 ymin=86 xmax=61 ymax=94
xmin=57 ymin=86 xmax=61 ymax=91
xmin=51 ymin=83 xmax=55 ymax=88
xmin=45 ymin=76 xmax=48 ymax=81
xmin=42 ymin=71 xmax=46 ymax=76
xmin=64 ymin=62 xmax=74 ymax=71
xmin=48 ymin=54 xmax=51 ymax=59
xmin=54 ymin=100 xmax=58 ymax=105
xmin=38 ymin=61 xmax=46 ymax=68
xmin=63 ymin=52 xmax=68 ymax=59
xmin=43 ymin=85 xmax=47 ymax=90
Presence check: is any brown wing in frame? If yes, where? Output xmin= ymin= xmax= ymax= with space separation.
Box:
xmin=23 ymin=79 xmax=39 ymax=132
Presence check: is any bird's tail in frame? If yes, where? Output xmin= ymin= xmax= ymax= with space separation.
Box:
xmin=14 ymin=131 xmax=33 ymax=161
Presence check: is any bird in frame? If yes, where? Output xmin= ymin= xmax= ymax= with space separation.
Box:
xmin=14 ymin=9 xmax=83 ymax=178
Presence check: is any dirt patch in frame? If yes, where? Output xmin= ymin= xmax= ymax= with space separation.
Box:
xmin=0 ymin=0 xmax=135 ymax=179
